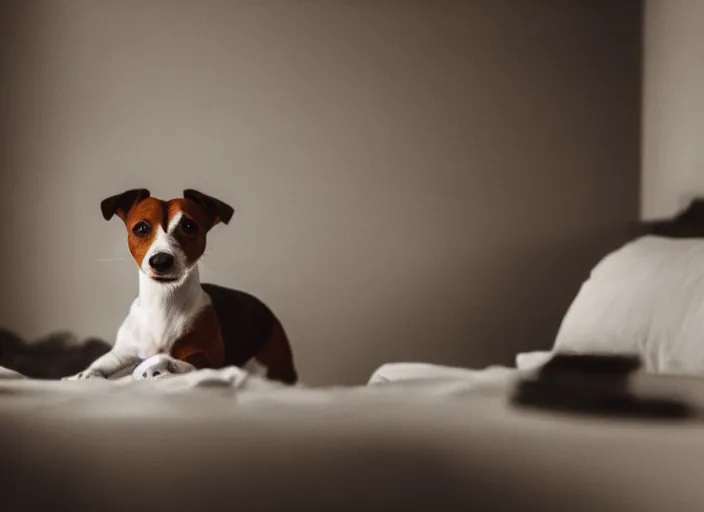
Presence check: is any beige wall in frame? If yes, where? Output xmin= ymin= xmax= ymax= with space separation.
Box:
xmin=0 ymin=1 xmax=642 ymax=385
xmin=642 ymin=0 xmax=704 ymax=220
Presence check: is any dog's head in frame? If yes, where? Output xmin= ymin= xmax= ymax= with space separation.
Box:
xmin=100 ymin=189 xmax=234 ymax=283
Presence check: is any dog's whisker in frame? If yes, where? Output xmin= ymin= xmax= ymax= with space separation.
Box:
xmin=96 ymin=255 xmax=126 ymax=262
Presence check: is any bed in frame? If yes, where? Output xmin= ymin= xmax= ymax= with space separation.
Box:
xmin=4 ymin=201 xmax=704 ymax=511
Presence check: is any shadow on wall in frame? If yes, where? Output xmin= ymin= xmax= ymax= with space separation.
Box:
xmin=488 ymin=225 xmax=641 ymax=367
xmin=0 ymin=329 xmax=110 ymax=379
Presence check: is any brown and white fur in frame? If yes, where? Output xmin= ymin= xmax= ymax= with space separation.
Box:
xmin=64 ymin=188 xmax=298 ymax=384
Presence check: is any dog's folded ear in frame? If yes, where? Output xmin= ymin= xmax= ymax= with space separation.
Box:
xmin=183 ymin=189 xmax=234 ymax=227
xmin=100 ymin=189 xmax=151 ymax=221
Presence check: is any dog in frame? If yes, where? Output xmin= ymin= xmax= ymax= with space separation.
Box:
xmin=64 ymin=188 xmax=298 ymax=384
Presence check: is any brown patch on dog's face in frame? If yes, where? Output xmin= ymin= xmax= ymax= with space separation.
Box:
xmin=123 ymin=197 xmax=165 ymax=268
xmin=165 ymin=199 xmax=213 ymax=266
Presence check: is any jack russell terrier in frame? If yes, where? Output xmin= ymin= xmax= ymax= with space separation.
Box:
xmin=64 ymin=188 xmax=298 ymax=384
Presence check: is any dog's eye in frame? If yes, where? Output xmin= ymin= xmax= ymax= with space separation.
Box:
xmin=180 ymin=218 xmax=198 ymax=236
xmin=132 ymin=221 xmax=151 ymax=238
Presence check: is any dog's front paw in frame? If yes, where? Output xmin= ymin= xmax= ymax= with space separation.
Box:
xmin=62 ymin=369 xmax=105 ymax=381
xmin=132 ymin=355 xmax=175 ymax=381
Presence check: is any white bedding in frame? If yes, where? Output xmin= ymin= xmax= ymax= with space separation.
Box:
xmin=554 ymin=236 xmax=704 ymax=373
xmin=3 ymin=362 xmax=704 ymax=511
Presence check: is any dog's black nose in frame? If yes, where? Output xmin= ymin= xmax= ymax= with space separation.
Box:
xmin=149 ymin=253 xmax=174 ymax=273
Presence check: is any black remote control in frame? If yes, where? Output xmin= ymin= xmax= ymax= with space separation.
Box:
xmin=511 ymin=353 xmax=693 ymax=420
xmin=539 ymin=353 xmax=641 ymax=378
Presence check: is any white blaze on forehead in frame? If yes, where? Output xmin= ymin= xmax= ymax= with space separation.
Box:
xmin=142 ymin=212 xmax=185 ymax=273
xmin=142 ymin=226 xmax=171 ymax=272
xmin=167 ymin=212 xmax=183 ymax=234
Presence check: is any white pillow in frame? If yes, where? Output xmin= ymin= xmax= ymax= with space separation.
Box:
xmin=552 ymin=235 xmax=704 ymax=375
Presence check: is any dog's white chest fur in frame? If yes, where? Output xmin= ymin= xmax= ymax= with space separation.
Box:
xmin=126 ymin=302 xmax=193 ymax=358
xmin=119 ymin=270 xmax=209 ymax=359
